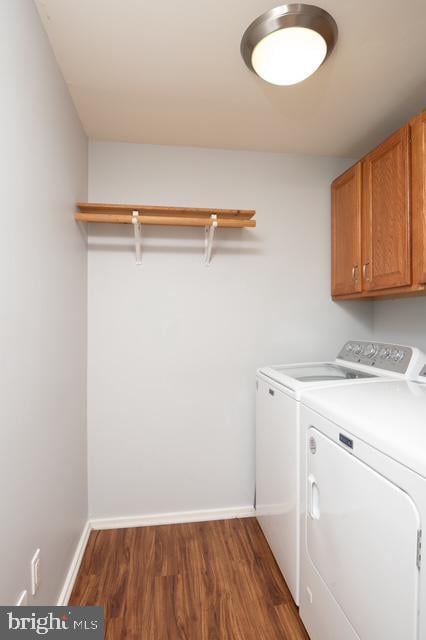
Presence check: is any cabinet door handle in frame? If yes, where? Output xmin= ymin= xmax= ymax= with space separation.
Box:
xmin=363 ymin=262 xmax=370 ymax=281
xmin=352 ymin=265 xmax=359 ymax=281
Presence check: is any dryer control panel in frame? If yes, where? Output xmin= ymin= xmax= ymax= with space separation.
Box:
xmin=337 ymin=341 xmax=413 ymax=374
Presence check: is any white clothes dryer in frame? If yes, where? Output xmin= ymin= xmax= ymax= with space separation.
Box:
xmin=299 ymin=376 xmax=426 ymax=640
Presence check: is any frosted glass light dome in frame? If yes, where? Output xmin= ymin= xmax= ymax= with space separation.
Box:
xmin=252 ymin=27 xmax=327 ymax=86
xmin=241 ymin=4 xmax=338 ymax=87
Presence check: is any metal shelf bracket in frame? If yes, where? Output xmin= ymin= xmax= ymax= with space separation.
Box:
xmin=204 ymin=214 xmax=218 ymax=265
xmin=132 ymin=210 xmax=142 ymax=265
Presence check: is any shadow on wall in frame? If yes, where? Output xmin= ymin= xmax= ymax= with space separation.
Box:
xmin=87 ymin=224 xmax=263 ymax=258
xmin=352 ymin=78 xmax=426 ymax=157
xmin=373 ymin=296 xmax=426 ymax=354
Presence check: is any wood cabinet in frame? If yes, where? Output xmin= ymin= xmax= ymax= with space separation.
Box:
xmin=331 ymin=110 xmax=426 ymax=300
xmin=362 ymin=125 xmax=411 ymax=291
xmin=411 ymin=111 xmax=426 ymax=285
xmin=332 ymin=164 xmax=362 ymax=296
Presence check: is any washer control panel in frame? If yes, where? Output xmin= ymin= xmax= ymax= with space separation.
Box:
xmin=337 ymin=341 xmax=413 ymax=374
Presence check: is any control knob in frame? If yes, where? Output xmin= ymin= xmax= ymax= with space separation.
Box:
xmin=379 ymin=347 xmax=391 ymax=359
xmin=391 ymin=349 xmax=405 ymax=362
xmin=352 ymin=344 xmax=362 ymax=355
xmin=363 ymin=343 xmax=378 ymax=358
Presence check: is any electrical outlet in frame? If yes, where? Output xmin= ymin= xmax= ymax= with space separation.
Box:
xmin=31 ymin=549 xmax=41 ymax=596
xmin=16 ymin=590 xmax=28 ymax=606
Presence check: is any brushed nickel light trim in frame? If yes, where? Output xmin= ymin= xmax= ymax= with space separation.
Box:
xmin=241 ymin=4 xmax=338 ymax=85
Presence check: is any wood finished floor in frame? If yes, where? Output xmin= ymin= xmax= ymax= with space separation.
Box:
xmin=70 ymin=518 xmax=309 ymax=640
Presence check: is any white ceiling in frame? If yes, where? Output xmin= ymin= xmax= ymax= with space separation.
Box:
xmin=35 ymin=0 xmax=426 ymax=157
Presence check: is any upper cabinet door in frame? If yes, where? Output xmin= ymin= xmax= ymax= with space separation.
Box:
xmin=331 ymin=164 xmax=362 ymax=296
xmin=362 ymin=125 xmax=411 ymax=291
xmin=411 ymin=111 xmax=426 ymax=284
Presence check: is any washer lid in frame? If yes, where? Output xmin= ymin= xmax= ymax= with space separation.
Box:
xmin=259 ymin=362 xmax=376 ymax=389
xmin=302 ymin=380 xmax=426 ymax=477
xmin=272 ymin=363 xmax=375 ymax=382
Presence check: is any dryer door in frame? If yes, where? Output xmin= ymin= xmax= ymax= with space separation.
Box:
xmin=306 ymin=427 xmax=420 ymax=640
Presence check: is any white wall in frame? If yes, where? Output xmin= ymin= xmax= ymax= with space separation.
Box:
xmin=87 ymin=141 xmax=373 ymax=520
xmin=1 ymin=2 xmax=88 ymax=604
xmin=374 ymin=298 xmax=426 ymax=352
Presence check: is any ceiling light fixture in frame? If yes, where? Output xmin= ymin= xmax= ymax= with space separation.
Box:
xmin=241 ymin=4 xmax=338 ymax=86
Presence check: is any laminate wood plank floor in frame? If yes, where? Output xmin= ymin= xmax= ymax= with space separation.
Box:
xmin=70 ymin=518 xmax=310 ymax=640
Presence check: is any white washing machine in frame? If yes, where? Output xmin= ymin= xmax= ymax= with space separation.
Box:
xmin=256 ymin=341 xmax=426 ymax=605
xmin=299 ymin=369 xmax=426 ymax=640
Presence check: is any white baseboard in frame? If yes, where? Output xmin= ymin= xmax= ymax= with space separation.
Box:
xmin=91 ymin=505 xmax=255 ymax=531
xmin=57 ymin=521 xmax=91 ymax=606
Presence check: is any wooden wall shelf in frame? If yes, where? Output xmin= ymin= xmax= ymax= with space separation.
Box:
xmin=75 ymin=202 xmax=256 ymax=265
xmin=76 ymin=203 xmax=256 ymax=228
